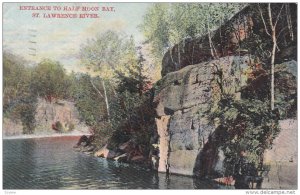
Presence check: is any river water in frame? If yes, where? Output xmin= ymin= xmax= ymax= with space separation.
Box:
xmin=3 ymin=136 xmax=230 ymax=189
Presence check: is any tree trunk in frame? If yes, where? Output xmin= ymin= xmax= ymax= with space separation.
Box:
xmin=285 ymin=4 xmax=294 ymax=41
xmin=101 ymin=80 xmax=110 ymax=120
xmin=207 ymin=28 xmax=215 ymax=59
xmin=270 ymin=31 xmax=276 ymax=111
xmin=268 ymin=3 xmax=276 ymax=111
xmin=207 ymin=18 xmax=217 ymax=59
xmin=90 ymin=78 xmax=111 ymax=122
xmin=178 ymin=42 xmax=181 ymax=70
xmin=90 ymin=79 xmax=104 ymax=98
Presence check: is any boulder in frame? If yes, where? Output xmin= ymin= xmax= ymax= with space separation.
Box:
xmin=151 ymin=155 xmax=159 ymax=170
xmin=81 ymin=145 xmax=95 ymax=152
xmin=213 ymin=176 xmax=235 ymax=186
xmin=74 ymin=135 xmax=95 ymax=148
xmin=131 ymin=155 xmax=145 ymax=163
xmin=152 ymin=4 xmax=297 ymax=188
xmin=94 ymin=144 xmax=117 ymax=159
xmin=118 ymin=140 xmax=134 ymax=153
xmin=94 ymin=145 xmax=109 ymax=158
xmin=74 ymin=135 xmax=88 ymax=147
xmin=114 ymin=153 xmax=128 ymax=162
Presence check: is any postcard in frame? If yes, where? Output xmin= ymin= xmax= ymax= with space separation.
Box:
xmin=2 ymin=2 xmax=297 ymax=191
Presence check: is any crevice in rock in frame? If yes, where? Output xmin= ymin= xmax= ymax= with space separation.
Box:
xmin=191 ymin=119 xmax=195 ymax=130
xmin=173 ymin=80 xmax=181 ymax=85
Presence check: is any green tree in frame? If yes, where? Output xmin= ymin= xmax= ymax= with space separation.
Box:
xmin=79 ymin=30 xmax=155 ymax=153
xmin=68 ymin=72 xmax=114 ymax=146
xmin=108 ymin=47 xmax=154 ymax=153
xmin=31 ymin=59 xmax=69 ymax=102
xmin=140 ymin=3 xmax=245 ymax=63
xmin=70 ymin=73 xmax=107 ymax=126
xmin=3 ymin=52 xmax=37 ymax=134
xmin=80 ymin=31 xmax=139 ymax=120
xmin=116 ymin=47 xmax=151 ymax=96
xmin=139 ymin=3 xmax=171 ymax=60
xmin=257 ymin=3 xmax=285 ymax=111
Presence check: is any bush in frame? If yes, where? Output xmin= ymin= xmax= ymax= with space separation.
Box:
xmin=210 ymin=97 xmax=280 ymax=176
xmin=68 ymin=123 xmax=75 ymax=131
xmin=55 ymin=121 xmax=64 ymax=133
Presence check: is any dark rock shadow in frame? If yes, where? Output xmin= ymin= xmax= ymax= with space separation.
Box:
xmin=193 ymin=125 xmax=228 ymax=179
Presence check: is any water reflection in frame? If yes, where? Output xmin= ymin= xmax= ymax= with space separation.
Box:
xmin=3 ymin=137 xmax=227 ymax=189
xmin=3 ymin=139 xmax=37 ymax=189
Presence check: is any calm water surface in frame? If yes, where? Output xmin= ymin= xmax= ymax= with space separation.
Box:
xmin=3 ymin=136 xmax=229 ymax=189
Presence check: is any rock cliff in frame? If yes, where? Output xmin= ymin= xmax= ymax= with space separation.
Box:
xmin=262 ymin=119 xmax=297 ymax=189
xmin=3 ymin=98 xmax=90 ymax=136
xmin=154 ymin=55 xmax=252 ymax=176
xmin=35 ymin=98 xmax=90 ymax=134
xmin=154 ymin=56 xmax=296 ymax=180
xmin=161 ymin=3 xmax=297 ymax=76
xmin=152 ymin=4 xmax=297 ymax=185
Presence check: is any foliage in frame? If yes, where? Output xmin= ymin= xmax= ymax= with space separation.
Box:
xmin=31 ymin=59 xmax=70 ymax=101
xmin=240 ymin=62 xmax=297 ymax=119
xmin=15 ymin=99 xmax=37 ymax=134
xmin=92 ymin=121 xmax=114 ymax=148
xmin=274 ymin=65 xmax=297 ymax=119
xmin=68 ymin=123 xmax=75 ymax=131
xmin=68 ymin=72 xmax=123 ymax=148
xmin=116 ymin=48 xmax=152 ymax=96
xmin=4 ymin=53 xmax=74 ymax=134
xmin=109 ymin=90 xmax=155 ymax=153
xmin=139 ymin=3 xmax=171 ymax=60
xmin=80 ymin=30 xmax=137 ymax=80
xmin=70 ymin=73 xmax=108 ymax=127
xmin=237 ymin=3 xmax=297 ymax=79
xmin=3 ymin=52 xmax=37 ymax=134
xmin=108 ymin=49 xmax=155 ymax=153
xmin=55 ymin=121 xmax=64 ymax=132
xmin=211 ymin=97 xmax=280 ymax=176
xmin=140 ymin=3 xmax=246 ymax=61
xmin=79 ymin=30 xmax=155 ymax=155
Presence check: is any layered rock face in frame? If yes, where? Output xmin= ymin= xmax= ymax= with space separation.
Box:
xmin=35 ymin=98 xmax=89 ymax=134
xmin=3 ymin=118 xmax=23 ymax=136
xmin=161 ymin=3 xmax=297 ymax=76
xmin=153 ymin=3 xmax=297 ymax=181
xmin=263 ymin=119 xmax=297 ymax=189
xmin=154 ymin=56 xmax=253 ymax=176
xmin=154 ymin=56 xmax=297 ymax=178
xmin=156 ymin=116 xmax=171 ymax=172
xmin=4 ymin=98 xmax=90 ymax=136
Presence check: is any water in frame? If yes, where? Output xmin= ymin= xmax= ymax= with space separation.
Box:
xmin=3 ymin=136 xmax=229 ymax=189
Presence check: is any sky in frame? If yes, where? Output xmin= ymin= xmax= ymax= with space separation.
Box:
xmin=3 ymin=2 xmax=151 ymax=72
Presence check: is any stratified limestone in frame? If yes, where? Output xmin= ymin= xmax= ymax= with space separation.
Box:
xmin=154 ymin=56 xmax=297 ymax=182
xmin=156 ymin=115 xmax=171 ymax=173
xmin=35 ymin=98 xmax=89 ymax=134
xmin=262 ymin=119 xmax=297 ymax=189
xmin=154 ymin=56 xmax=251 ymax=177
xmin=161 ymin=4 xmax=297 ymax=77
